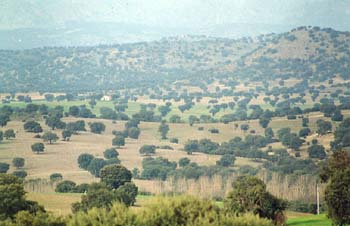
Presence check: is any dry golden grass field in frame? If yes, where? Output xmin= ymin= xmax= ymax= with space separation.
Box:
xmin=0 ymin=110 xmax=338 ymax=183
xmin=0 ymin=117 xmax=268 ymax=183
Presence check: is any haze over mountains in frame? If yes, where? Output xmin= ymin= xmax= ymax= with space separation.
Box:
xmin=1 ymin=0 xmax=350 ymax=49
xmin=0 ymin=22 xmax=297 ymax=49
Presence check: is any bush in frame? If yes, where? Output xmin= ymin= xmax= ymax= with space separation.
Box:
xmin=105 ymin=158 xmax=121 ymax=165
xmin=141 ymin=157 xmax=177 ymax=180
xmin=23 ymin=121 xmax=43 ymax=133
xmin=4 ymin=129 xmax=15 ymax=139
xmin=325 ymin=168 xmax=350 ymax=225
xmin=140 ymin=196 xmax=273 ymax=226
xmin=299 ymin=128 xmax=311 ymax=137
xmin=74 ymin=183 xmax=90 ymax=193
xmin=89 ymin=122 xmax=106 ymax=134
xmin=287 ymin=115 xmax=297 ymax=120
xmin=69 ymin=197 xmax=273 ymax=226
xmin=87 ymin=158 xmax=106 ymax=177
xmin=139 ymin=145 xmax=156 ymax=156
xmin=216 ymin=154 xmax=236 ymax=167
xmin=127 ymin=127 xmax=140 ymax=139
xmin=170 ymin=138 xmax=179 ymax=143
xmin=112 ymin=130 xmax=128 ymax=138
xmin=0 ymin=162 xmax=10 ymax=173
xmin=50 ymin=173 xmax=63 ymax=181
xmin=112 ymin=136 xmax=125 ymax=147
xmin=100 ymin=164 xmax=132 ymax=189
xmin=31 ymin=142 xmax=45 ymax=154
xmin=0 ymin=174 xmax=45 ymax=219
xmin=55 ymin=180 xmax=77 ymax=193
xmin=225 ymin=176 xmax=287 ymax=225
xmin=157 ymin=145 xmax=173 ymax=150
xmin=238 ymin=165 xmax=258 ymax=176
xmin=308 ymin=144 xmax=326 ymax=159
xmin=287 ymin=200 xmax=325 ymax=214
xmin=12 ymin=157 xmax=25 ymax=168
xmin=12 ymin=170 xmax=27 ymax=178
xmin=103 ymin=148 xmax=119 ymax=159
xmin=42 ymin=131 xmax=59 ymax=144
xmin=69 ymin=201 xmax=136 ymax=225
xmin=62 ymin=130 xmax=72 ymax=141
xmin=208 ymin=128 xmax=219 ymax=133
xmin=114 ymin=182 xmax=138 ymax=206
xmin=179 ymin=157 xmax=190 ymax=167
xmin=78 ymin=153 xmax=94 ymax=170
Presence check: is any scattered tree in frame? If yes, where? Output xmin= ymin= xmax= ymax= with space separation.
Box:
xmin=45 ymin=115 xmax=66 ymax=130
xmin=308 ymin=144 xmax=326 ymax=159
xmin=50 ymin=173 xmax=63 ymax=181
xmin=240 ymin=124 xmax=249 ymax=133
xmin=0 ymin=162 xmax=10 ymax=173
xmin=12 ymin=157 xmax=25 ymax=168
xmin=31 ymin=143 xmax=45 ymax=154
xmin=12 ymin=170 xmax=27 ymax=178
xmin=4 ymin=129 xmax=15 ymax=139
xmin=62 ymin=130 xmax=72 ymax=141
xmin=127 ymin=127 xmax=140 ymax=139
xmin=100 ymin=164 xmax=132 ymax=189
xmin=78 ymin=153 xmax=94 ymax=170
xmin=112 ymin=136 xmax=125 ymax=147
xmin=139 ymin=145 xmax=156 ymax=156
xmin=103 ymin=148 xmax=119 ymax=159
xmin=55 ymin=180 xmax=77 ymax=193
xmin=87 ymin=158 xmax=106 ymax=177
xmin=23 ymin=121 xmax=43 ymax=133
xmin=42 ymin=131 xmax=59 ymax=144
xmin=158 ymin=121 xmax=169 ymax=139
xmin=216 ymin=154 xmax=236 ymax=167
xmin=89 ymin=122 xmax=106 ymax=134
xmin=316 ymin=119 xmax=332 ymax=135
xmin=179 ymin=157 xmax=191 ymax=167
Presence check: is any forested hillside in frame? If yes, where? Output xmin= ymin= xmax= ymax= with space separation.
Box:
xmin=0 ymin=26 xmax=349 ymax=92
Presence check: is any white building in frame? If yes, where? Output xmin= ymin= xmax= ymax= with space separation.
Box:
xmin=101 ymin=95 xmax=112 ymax=101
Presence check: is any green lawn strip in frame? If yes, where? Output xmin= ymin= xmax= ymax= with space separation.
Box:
xmin=287 ymin=214 xmax=331 ymax=226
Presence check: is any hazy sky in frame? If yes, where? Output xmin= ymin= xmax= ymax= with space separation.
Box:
xmin=117 ymin=0 xmax=349 ymax=29
xmin=1 ymin=0 xmax=350 ymax=30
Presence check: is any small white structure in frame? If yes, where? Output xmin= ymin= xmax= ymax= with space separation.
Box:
xmin=101 ymin=95 xmax=112 ymax=101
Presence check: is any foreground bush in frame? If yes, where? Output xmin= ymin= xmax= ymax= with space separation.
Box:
xmin=3 ymin=211 xmax=65 ymax=226
xmin=0 ymin=174 xmax=44 ymax=220
xmin=3 ymin=195 xmax=272 ymax=225
xmin=224 ymin=176 xmax=287 ymax=226
xmin=68 ymin=196 xmax=272 ymax=226
xmin=68 ymin=203 xmax=136 ymax=226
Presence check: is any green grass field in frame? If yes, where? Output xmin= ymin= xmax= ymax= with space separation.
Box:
xmin=0 ymin=100 xmax=237 ymax=122
xmin=0 ymin=98 xmax=320 ymax=124
xmin=287 ymin=214 xmax=331 ymax=226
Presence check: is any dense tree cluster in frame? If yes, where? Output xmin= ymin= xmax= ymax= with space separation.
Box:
xmin=321 ymin=150 xmax=350 ymax=225
xmin=77 ymin=153 xmax=121 ymax=177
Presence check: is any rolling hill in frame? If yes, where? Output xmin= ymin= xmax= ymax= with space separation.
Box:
xmin=0 ymin=26 xmax=349 ymax=92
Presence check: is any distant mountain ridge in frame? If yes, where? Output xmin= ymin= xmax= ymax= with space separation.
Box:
xmin=0 ymin=0 xmax=297 ymax=49
xmin=0 ymin=26 xmax=349 ymax=92
xmin=0 ymin=21 xmax=297 ymax=50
